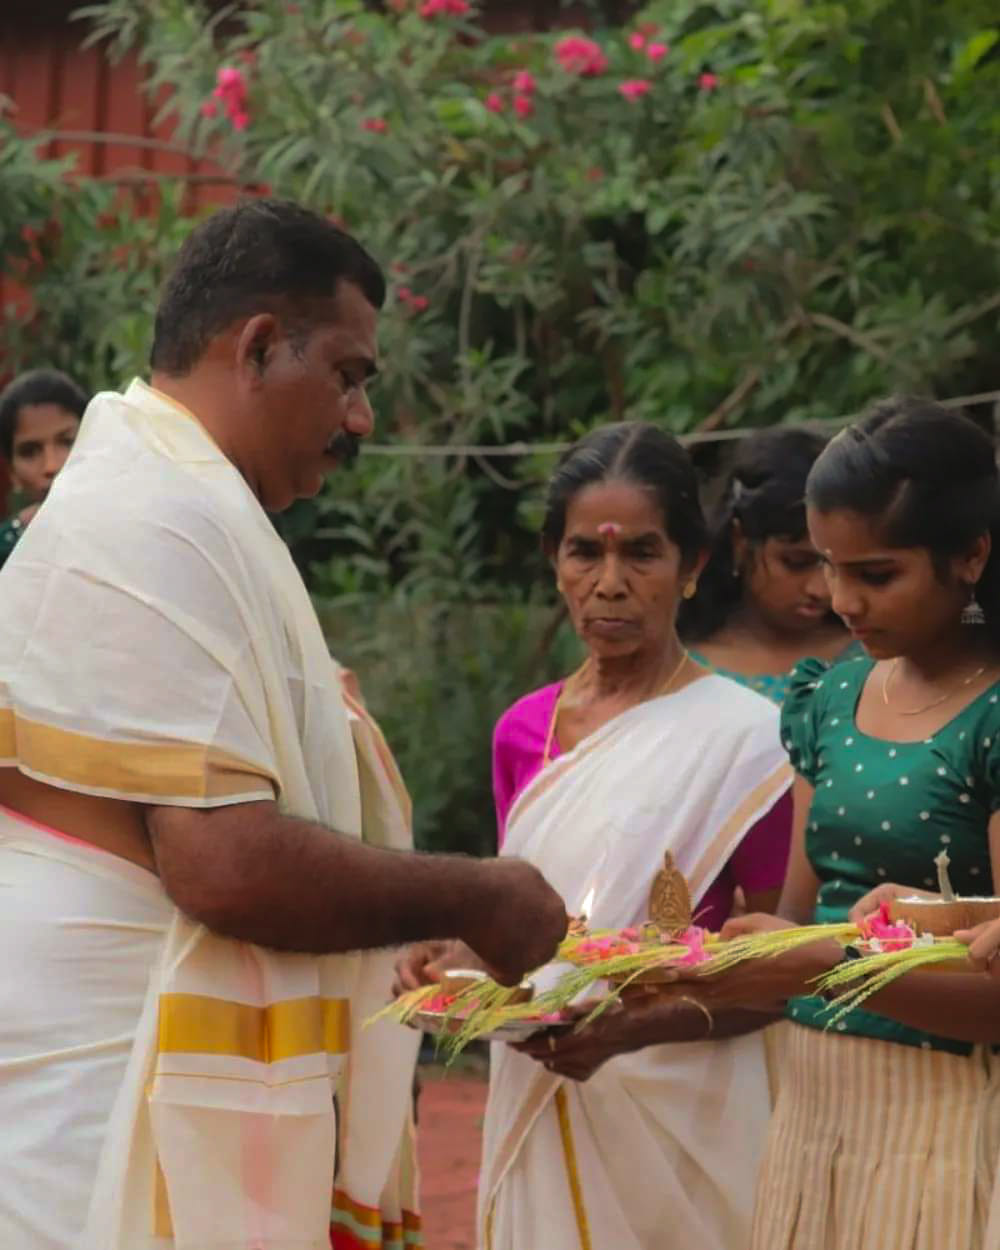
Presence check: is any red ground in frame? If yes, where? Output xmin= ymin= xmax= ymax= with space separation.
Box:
xmin=417 ymin=1069 xmax=488 ymax=1250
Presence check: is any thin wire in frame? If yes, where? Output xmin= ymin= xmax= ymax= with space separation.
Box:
xmin=359 ymin=388 xmax=1000 ymax=459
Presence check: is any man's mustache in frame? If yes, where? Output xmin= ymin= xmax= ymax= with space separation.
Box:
xmin=328 ymin=430 xmax=361 ymax=468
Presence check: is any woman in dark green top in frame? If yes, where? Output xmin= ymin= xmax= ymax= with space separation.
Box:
xmin=0 ymin=369 xmax=88 ymax=570
xmin=680 ymin=427 xmax=850 ymax=705
xmin=671 ymin=397 xmax=1000 ymax=1249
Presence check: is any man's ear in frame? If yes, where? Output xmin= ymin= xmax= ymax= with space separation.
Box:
xmin=235 ymin=314 xmax=280 ymax=383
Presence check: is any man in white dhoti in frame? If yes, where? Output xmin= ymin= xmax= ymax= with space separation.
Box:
xmin=0 ymin=198 xmax=566 ymax=1250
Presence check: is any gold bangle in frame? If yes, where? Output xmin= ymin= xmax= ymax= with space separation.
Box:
xmin=678 ymin=995 xmax=714 ymax=1037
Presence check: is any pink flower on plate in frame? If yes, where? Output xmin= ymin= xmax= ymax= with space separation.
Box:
xmin=698 ymin=71 xmax=720 ymax=91
xmin=513 ymin=70 xmax=536 ymax=94
xmin=554 ymin=35 xmax=608 ymax=78
xmin=628 ymin=32 xmax=646 ymax=51
xmin=618 ymin=78 xmax=651 ymax=101
xmin=673 ymin=925 xmax=711 ymax=967
xmin=860 ymin=902 xmax=916 ymax=951
xmin=484 ymin=91 xmax=505 ymax=113
xmin=513 ymin=93 xmax=535 ymax=118
xmin=362 ymin=117 xmax=389 ymax=133
xmin=646 ymin=41 xmax=669 ymax=62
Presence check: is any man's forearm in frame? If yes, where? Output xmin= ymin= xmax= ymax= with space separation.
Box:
xmin=148 ymin=803 xmax=494 ymax=954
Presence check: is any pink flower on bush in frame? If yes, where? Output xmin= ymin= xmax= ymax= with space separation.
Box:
xmin=698 ymin=72 xmax=720 ymax=91
xmin=628 ymin=32 xmax=646 ymax=51
xmin=398 ymin=288 xmax=429 ymax=314
xmin=362 ymin=117 xmax=389 ymax=133
xmin=513 ymin=94 xmax=535 ymax=119
xmin=484 ymin=91 xmax=505 ymax=113
xmin=419 ymin=0 xmax=469 ymax=15
xmin=646 ymin=42 xmax=669 ymax=62
xmin=210 ymin=65 xmax=250 ymax=131
xmin=618 ymin=78 xmax=651 ymax=102
xmin=513 ymin=70 xmax=536 ymax=94
xmin=200 ymin=101 xmax=218 ymax=118
xmin=555 ymin=35 xmax=608 ymax=77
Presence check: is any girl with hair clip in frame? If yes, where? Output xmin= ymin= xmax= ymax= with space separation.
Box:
xmin=668 ymin=396 xmax=1000 ymax=1250
xmin=679 ymin=426 xmax=850 ymax=705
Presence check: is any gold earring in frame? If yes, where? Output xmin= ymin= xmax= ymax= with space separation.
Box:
xmin=556 ymin=580 xmax=564 ymax=593
xmin=682 ymin=580 xmax=697 ymax=600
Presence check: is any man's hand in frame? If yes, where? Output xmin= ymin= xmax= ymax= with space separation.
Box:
xmin=462 ymin=858 xmax=568 ymax=986
xmin=848 ymin=883 xmax=938 ymax=926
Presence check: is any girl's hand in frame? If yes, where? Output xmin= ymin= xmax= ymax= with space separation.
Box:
xmin=848 ymin=884 xmax=938 ymax=926
xmin=720 ymin=912 xmax=795 ymax=941
xmin=954 ymin=919 xmax=1000 ymax=980
xmin=391 ymin=939 xmax=482 ymax=997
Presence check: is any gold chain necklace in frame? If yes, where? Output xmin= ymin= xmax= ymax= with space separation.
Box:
xmin=881 ymin=659 xmax=988 ymax=717
xmin=543 ymin=648 xmax=690 ymax=765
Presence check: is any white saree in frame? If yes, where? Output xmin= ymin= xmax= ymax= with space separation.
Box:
xmin=478 ymin=676 xmax=792 ymax=1250
xmin=0 ymin=380 xmax=420 ymax=1250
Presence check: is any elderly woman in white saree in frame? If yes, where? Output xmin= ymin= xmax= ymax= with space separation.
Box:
xmin=397 ymin=423 xmax=794 ymax=1250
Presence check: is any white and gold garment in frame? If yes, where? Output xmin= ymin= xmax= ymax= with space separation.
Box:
xmin=478 ymin=677 xmax=792 ymax=1250
xmin=0 ymin=379 xmax=420 ymax=1250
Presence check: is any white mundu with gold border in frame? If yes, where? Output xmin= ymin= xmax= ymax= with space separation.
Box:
xmin=0 ymin=379 xmax=420 ymax=1250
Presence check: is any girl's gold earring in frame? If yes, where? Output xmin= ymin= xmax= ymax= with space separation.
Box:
xmin=556 ymin=580 xmax=564 ymax=594
xmin=682 ymin=580 xmax=697 ymax=601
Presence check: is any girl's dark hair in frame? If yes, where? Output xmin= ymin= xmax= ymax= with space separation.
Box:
xmin=806 ymin=395 xmax=1000 ymax=627
xmin=541 ymin=421 xmax=707 ymax=564
xmin=679 ymin=427 xmax=828 ymax=642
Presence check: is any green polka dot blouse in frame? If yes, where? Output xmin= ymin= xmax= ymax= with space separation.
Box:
xmin=782 ymin=654 xmax=1000 ymax=1056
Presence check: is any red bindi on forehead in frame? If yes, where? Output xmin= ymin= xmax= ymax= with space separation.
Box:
xmin=597 ymin=522 xmax=623 ymax=537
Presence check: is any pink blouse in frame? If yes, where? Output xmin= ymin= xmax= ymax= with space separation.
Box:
xmin=492 ymin=681 xmax=792 ymax=932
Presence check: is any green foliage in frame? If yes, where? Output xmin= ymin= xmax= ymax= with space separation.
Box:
xmin=2 ymin=0 xmax=998 ymax=847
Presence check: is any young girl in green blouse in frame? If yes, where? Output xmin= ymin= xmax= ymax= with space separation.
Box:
xmin=671 ymin=396 xmax=1000 ymax=1249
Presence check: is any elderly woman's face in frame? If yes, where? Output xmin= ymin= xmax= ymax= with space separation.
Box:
xmin=555 ymin=479 xmax=686 ymax=658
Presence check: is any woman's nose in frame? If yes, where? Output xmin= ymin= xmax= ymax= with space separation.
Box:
xmin=804 ymin=565 xmax=831 ymax=604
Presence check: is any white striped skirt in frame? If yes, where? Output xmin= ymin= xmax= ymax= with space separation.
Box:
xmin=751 ymin=1023 xmax=1000 ymax=1250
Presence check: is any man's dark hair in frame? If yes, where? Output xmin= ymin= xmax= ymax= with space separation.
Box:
xmin=150 ymin=198 xmax=386 ymax=376
xmin=0 ymin=368 xmax=89 ymax=461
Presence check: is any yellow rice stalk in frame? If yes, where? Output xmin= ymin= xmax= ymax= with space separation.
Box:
xmin=816 ymin=938 xmax=970 ymax=1026
xmin=703 ymin=923 xmax=859 ymax=975
xmin=366 ymin=983 xmax=442 ymax=1030
xmin=368 ymin=923 xmax=869 ymax=1060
